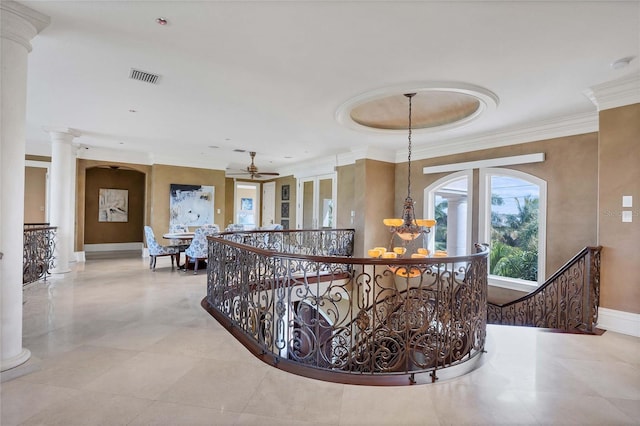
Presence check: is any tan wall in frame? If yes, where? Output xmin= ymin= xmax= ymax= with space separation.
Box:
xmin=351 ymin=159 xmax=395 ymax=257
xmin=76 ymin=160 xmax=152 ymax=251
xmin=275 ymin=175 xmax=296 ymax=229
xmin=84 ymin=167 xmax=145 ymax=244
xmin=24 ymin=167 xmax=47 ymax=223
xmin=598 ymin=103 xmax=640 ymax=314
xmin=398 ymin=132 xmax=599 ymax=279
xmin=150 ymin=164 xmax=226 ymax=238
xmin=337 ymin=164 xmax=355 ymax=228
xmin=224 ymin=178 xmax=235 ymax=226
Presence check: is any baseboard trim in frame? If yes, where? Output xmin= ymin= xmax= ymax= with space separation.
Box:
xmin=597 ymin=307 xmax=640 ymax=337
xmin=75 ymin=251 xmax=86 ymax=262
xmin=84 ymin=242 xmax=143 ymax=252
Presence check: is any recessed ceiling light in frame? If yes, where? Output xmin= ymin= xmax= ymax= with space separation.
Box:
xmin=208 ymin=145 xmax=219 ymax=149
xmin=284 ymin=156 xmax=292 ymax=159
xmin=156 ymin=17 xmax=168 ymax=25
xmin=128 ymin=109 xmax=136 ymax=113
xmin=233 ymin=149 xmax=246 ymax=153
xmin=611 ymin=56 xmax=634 ymax=69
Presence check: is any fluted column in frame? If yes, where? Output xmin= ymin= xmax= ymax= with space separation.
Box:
xmin=47 ymin=129 xmax=79 ymax=274
xmin=1 ymin=1 xmax=49 ymax=371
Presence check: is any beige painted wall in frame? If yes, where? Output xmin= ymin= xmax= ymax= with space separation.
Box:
xmin=84 ymin=168 xmax=146 ymax=244
xmin=350 ymin=159 xmax=395 ymax=257
xmin=396 ymin=132 xmax=599 ymax=279
xmin=598 ymin=103 xmax=640 ymax=314
xmin=337 ymin=164 xmax=355 ymax=229
xmin=24 ymin=167 xmax=47 ymax=223
xmin=150 ymin=164 xmax=226 ymax=238
xmin=275 ymin=175 xmax=296 ymax=229
xmin=76 ymin=160 xmax=152 ymax=251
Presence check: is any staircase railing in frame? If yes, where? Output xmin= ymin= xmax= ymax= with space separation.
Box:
xmin=487 ymin=246 xmax=602 ymax=333
xmin=23 ymin=224 xmax=57 ymax=285
xmin=202 ymin=229 xmax=489 ymax=385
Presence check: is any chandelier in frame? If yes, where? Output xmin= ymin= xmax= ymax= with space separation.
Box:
xmin=369 ymin=93 xmax=436 ymax=263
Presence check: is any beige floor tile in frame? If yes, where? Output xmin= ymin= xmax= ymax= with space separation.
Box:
xmin=128 ymin=401 xmax=242 ymax=425
xmin=340 ymin=384 xmax=441 ymax=425
xmin=0 ymin=380 xmax=81 ymax=426
xmin=3 ymin=257 xmax=638 ymax=426
xmin=156 ymin=358 xmax=269 ymax=412
xmin=556 ymin=358 xmax=640 ymax=399
xmin=242 ymin=368 xmax=344 ymax=424
xmin=87 ymin=321 xmax=181 ymax=351
xmin=429 ymin=382 xmax=538 ymax=425
xmin=235 ymin=413 xmax=334 ymax=425
xmin=19 ymin=391 xmax=153 ymax=426
xmin=144 ymin=326 xmax=254 ymax=362
xmin=82 ymin=351 xmax=198 ymax=399
xmin=515 ymin=390 xmax=636 ymax=424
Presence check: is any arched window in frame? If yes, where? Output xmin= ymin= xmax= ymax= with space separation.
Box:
xmin=424 ymin=170 xmax=473 ymax=257
xmin=479 ymin=168 xmax=547 ymax=289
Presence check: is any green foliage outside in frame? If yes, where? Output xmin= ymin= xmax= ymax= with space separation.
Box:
xmin=434 ymin=198 xmax=447 ymax=251
xmin=490 ymin=195 xmax=539 ymax=281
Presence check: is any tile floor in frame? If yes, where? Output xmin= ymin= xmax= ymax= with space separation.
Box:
xmin=1 ymin=256 xmax=639 ymax=425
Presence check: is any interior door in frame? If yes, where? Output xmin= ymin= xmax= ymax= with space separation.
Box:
xmin=298 ymin=174 xmax=336 ymax=229
xmin=262 ymin=181 xmax=276 ymax=226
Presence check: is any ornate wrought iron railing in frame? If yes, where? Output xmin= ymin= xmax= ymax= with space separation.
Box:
xmin=23 ymin=224 xmax=57 ymax=285
xmin=487 ymin=246 xmax=602 ymax=333
xmin=202 ymin=229 xmax=489 ymax=385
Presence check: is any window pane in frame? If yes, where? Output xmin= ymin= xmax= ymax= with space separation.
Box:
xmin=489 ymin=175 xmax=539 ymax=281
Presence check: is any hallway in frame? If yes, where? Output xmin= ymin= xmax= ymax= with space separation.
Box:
xmin=1 ymin=257 xmax=638 ymax=425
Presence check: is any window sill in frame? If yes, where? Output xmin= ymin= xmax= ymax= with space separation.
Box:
xmin=488 ymin=275 xmax=539 ymax=293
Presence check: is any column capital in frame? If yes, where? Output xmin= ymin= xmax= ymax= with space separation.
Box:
xmin=43 ymin=127 xmax=81 ymax=142
xmin=0 ymin=1 xmax=49 ymax=52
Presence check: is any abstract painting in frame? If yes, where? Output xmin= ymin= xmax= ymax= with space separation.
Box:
xmin=170 ymin=184 xmax=215 ymax=227
xmin=99 ymin=188 xmax=128 ymax=222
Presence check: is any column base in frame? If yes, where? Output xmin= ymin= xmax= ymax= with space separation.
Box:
xmin=1 ymin=348 xmax=31 ymax=372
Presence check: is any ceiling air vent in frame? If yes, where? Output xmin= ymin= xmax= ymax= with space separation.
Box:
xmin=129 ymin=68 xmax=160 ymax=84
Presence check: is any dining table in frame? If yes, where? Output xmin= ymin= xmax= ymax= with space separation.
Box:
xmin=162 ymin=232 xmax=195 ymax=269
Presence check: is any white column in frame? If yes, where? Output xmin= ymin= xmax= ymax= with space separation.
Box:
xmin=444 ymin=194 xmax=467 ymax=257
xmin=47 ymin=129 xmax=79 ymax=274
xmin=0 ymin=1 xmax=49 ymax=371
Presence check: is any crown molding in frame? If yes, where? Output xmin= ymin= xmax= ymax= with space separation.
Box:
xmin=151 ymin=152 xmax=228 ymax=171
xmin=401 ymin=112 xmax=598 ymax=163
xmin=350 ymin=147 xmax=396 ymax=163
xmin=76 ymin=145 xmax=153 ymax=165
xmin=584 ymin=72 xmax=640 ymax=111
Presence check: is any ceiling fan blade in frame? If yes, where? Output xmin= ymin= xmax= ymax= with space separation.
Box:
xmin=258 ymin=172 xmax=280 ymax=176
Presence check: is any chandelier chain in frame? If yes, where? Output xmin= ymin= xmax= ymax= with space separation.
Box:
xmin=407 ymin=93 xmax=413 ymax=199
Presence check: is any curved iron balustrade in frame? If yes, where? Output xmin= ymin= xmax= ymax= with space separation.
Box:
xmin=23 ymin=224 xmax=57 ymax=285
xmin=487 ymin=246 xmax=602 ymax=333
xmin=202 ymin=228 xmax=489 ymax=385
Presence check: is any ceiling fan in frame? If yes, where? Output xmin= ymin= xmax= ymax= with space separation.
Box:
xmin=228 ymin=151 xmax=280 ymax=180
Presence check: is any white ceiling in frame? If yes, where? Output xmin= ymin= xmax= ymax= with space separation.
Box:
xmin=22 ymin=1 xmax=640 ymax=175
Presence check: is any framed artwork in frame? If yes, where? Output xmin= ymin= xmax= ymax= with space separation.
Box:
xmin=281 ymin=202 xmax=289 ymax=218
xmin=241 ymin=197 xmax=254 ymax=211
xmin=281 ymin=184 xmax=290 ymax=201
xmin=281 ymin=219 xmax=289 ymax=229
xmin=170 ymin=184 xmax=215 ymax=227
xmin=98 ymin=188 xmax=128 ymax=222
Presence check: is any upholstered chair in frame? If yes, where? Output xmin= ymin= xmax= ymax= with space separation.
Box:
xmin=184 ymin=226 xmax=219 ymax=274
xmin=144 ymin=226 xmax=179 ymax=271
